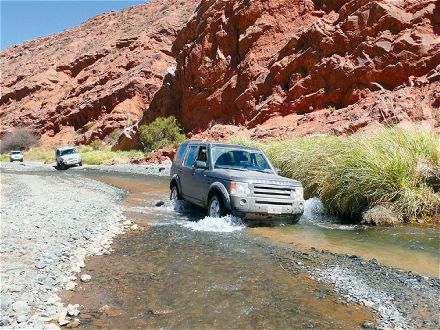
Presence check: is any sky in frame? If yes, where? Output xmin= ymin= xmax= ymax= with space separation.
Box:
xmin=1 ymin=0 xmax=145 ymax=50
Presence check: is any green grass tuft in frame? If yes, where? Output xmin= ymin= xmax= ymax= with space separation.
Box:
xmin=231 ymin=128 xmax=440 ymax=223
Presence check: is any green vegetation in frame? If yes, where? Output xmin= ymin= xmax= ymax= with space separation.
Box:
xmin=90 ymin=139 xmax=104 ymax=150
xmin=76 ymin=146 xmax=144 ymax=165
xmin=138 ymin=116 xmax=185 ymax=151
xmin=1 ymin=146 xmax=144 ymax=165
xmin=231 ymin=128 xmax=440 ymax=223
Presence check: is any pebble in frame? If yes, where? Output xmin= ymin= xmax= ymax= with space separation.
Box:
xmin=362 ymin=322 xmax=376 ymax=329
xmin=12 ymin=301 xmax=30 ymax=314
xmin=67 ymin=304 xmax=80 ymax=317
xmin=35 ymin=260 xmax=46 ymax=269
xmin=80 ymin=274 xmax=92 ymax=282
xmin=16 ymin=315 xmax=28 ymax=323
xmin=67 ymin=318 xmax=81 ymax=328
xmin=0 ymin=315 xmax=10 ymax=326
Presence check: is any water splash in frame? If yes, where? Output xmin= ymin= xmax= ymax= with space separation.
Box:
xmin=182 ymin=215 xmax=246 ymax=233
xmin=299 ymin=198 xmax=356 ymax=230
xmin=130 ymin=200 xmax=189 ymax=214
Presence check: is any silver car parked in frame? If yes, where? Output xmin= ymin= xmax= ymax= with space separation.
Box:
xmin=170 ymin=141 xmax=304 ymax=223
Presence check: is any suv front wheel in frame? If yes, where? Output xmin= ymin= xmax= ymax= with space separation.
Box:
xmin=170 ymin=185 xmax=182 ymax=202
xmin=208 ymin=194 xmax=227 ymax=218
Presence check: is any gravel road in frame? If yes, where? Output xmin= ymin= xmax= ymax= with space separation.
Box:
xmin=0 ymin=171 xmax=130 ymax=328
xmin=0 ymin=161 xmax=171 ymax=176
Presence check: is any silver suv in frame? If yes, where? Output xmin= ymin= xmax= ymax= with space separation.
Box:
xmin=9 ymin=150 xmax=23 ymax=162
xmin=55 ymin=146 xmax=82 ymax=169
xmin=170 ymin=141 xmax=304 ymax=223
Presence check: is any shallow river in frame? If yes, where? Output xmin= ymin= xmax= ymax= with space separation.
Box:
xmin=96 ymin=173 xmax=439 ymax=278
xmin=65 ymin=172 xmax=438 ymax=328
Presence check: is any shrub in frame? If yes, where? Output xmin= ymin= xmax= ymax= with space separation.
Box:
xmin=231 ymin=128 xmax=440 ymax=223
xmin=90 ymin=139 xmax=104 ymax=150
xmin=0 ymin=128 xmax=40 ymax=153
xmin=138 ymin=116 xmax=185 ymax=151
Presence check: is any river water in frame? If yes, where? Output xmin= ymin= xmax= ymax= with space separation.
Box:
xmin=65 ymin=172 xmax=438 ymax=328
xmin=97 ymin=173 xmax=439 ymax=278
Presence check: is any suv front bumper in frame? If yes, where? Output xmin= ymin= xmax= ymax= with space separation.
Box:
xmin=60 ymin=158 xmax=81 ymax=165
xmin=230 ymin=195 xmax=304 ymax=220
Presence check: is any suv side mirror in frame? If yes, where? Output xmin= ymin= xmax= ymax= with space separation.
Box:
xmin=275 ymin=168 xmax=282 ymax=175
xmin=193 ymin=160 xmax=208 ymax=169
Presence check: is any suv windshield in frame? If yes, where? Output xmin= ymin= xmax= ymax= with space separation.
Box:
xmin=11 ymin=151 xmax=21 ymax=155
xmin=60 ymin=148 xmax=77 ymax=156
xmin=212 ymin=147 xmax=273 ymax=173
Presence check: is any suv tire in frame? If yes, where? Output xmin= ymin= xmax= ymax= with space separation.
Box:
xmin=208 ymin=194 xmax=227 ymax=218
xmin=170 ymin=185 xmax=182 ymax=202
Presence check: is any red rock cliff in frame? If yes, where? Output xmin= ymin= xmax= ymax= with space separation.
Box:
xmin=0 ymin=0 xmax=199 ymax=146
xmin=140 ymin=0 xmax=439 ymax=138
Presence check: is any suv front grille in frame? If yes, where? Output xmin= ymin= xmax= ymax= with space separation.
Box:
xmin=253 ymin=184 xmax=295 ymax=206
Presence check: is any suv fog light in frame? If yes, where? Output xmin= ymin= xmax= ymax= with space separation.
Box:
xmin=240 ymin=199 xmax=247 ymax=206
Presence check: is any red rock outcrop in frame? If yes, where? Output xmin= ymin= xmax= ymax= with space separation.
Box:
xmin=0 ymin=0 xmax=199 ymax=146
xmin=139 ymin=0 xmax=439 ymax=139
xmin=131 ymin=146 xmax=176 ymax=164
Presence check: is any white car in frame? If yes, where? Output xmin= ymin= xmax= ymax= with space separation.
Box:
xmin=55 ymin=147 xmax=82 ymax=169
xmin=9 ymin=150 xmax=23 ymax=162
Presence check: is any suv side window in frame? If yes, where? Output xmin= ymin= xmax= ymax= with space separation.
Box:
xmin=184 ymin=145 xmax=198 ymax=167
xmin=196 ymin=146 xmax=207 ymax=162
xmin=175 ymin=143 xmax=188 ymax=162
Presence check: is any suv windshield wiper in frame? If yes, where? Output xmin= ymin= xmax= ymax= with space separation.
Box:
xmin=216 ymin=167 xmax=248 ymax=171
xmin=250 ymin=168 xmax=273 ymax=174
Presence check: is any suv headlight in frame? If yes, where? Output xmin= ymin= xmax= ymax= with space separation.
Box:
xmin=293 ymin=186 xmax=304 ymax=199
xmin=230 ymin=181 xmax=251 ymax=196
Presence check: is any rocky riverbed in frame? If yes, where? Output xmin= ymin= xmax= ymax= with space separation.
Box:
xmin=0 ymin=171 xmax=131 ymax=328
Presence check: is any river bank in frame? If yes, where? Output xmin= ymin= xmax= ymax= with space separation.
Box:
xmin=0 ymin=171 xmax=131 ymax=328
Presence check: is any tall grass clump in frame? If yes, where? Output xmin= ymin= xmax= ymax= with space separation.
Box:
xmin=231 ymin=128 xmax=439 ymax=223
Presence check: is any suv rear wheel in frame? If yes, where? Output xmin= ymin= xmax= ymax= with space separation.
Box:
xmin=208 ymin=194 xmax=227 ymax=218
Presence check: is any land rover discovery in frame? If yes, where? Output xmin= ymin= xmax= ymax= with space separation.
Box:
xmin=169 ymin=141 xmax=304 ymax=223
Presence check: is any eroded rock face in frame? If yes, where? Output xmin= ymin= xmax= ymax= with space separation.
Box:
xmin=141 ymin=0 xmax=440 ymax=135
xmin=0 ymin=0 xmax=199 ymax=146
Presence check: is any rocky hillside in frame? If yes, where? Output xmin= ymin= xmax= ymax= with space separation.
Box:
xmin=0 ymin=0 xmax=199 ymax=146
xmin=134 ymin=0 xmax=439 ymax=144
